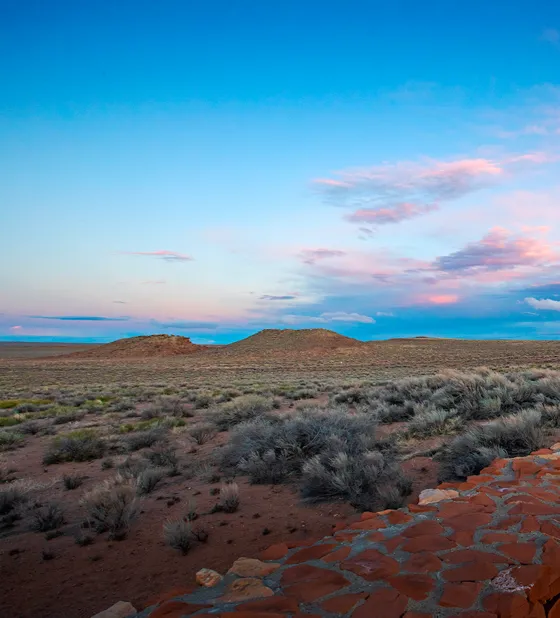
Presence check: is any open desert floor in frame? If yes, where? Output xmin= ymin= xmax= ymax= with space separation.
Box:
xmin=1 ymin=334 xmax=560 ymax=618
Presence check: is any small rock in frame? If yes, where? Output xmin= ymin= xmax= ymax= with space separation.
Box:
xmin=418 ymin=488 xmax=459 ymax=505
xmin=262 ymin=527 xmax=272 ymax=536
xmin=90 ymin=601 xmax=137 ymax=618
xmin=227 ymin=557 xmax=280 ymax=577
xmin=217 ymin=577 xmax=274 ymax=603
xmin=195 ymin=568 xmax=223 ymax=587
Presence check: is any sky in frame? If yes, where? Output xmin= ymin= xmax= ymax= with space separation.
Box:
xmin=2 ymin=0 xmax=560 ymax=343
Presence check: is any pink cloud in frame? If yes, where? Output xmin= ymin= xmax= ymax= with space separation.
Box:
xmin=426 ymin=295 xmax=459 ymax=305
xmin=121 ymin=250 xmax=194 ymax=262
xmin=345 ymin=202 xmax=438 ymax=225
xmin=9 ymin=325 xmax=22 ymax=331
xmin=433 ymin=227 xmax=558 ymax=274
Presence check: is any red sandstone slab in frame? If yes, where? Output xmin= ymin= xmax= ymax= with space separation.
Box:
xmin=321 ymin=592 xmax=368 ymax=613
xmin=351 ymin=587 xmax=408 ymax=618
xmin=402 ymin=534 xmax=456 ymax=553
xmin=439 ymin=581 xmax=482 ymax=608
xmin=387 ymin=574 xmax=435 ymax=600
xmin=341 ymin=549 xmax=400 ymax=580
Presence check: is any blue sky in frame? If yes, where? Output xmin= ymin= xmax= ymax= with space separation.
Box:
xmin=2 ymin=0 xmax=560 ymax=343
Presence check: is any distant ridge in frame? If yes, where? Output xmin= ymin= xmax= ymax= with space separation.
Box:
xmin=223 ymin=328 xmax=364 ymax=353
xmin=65 ymin=334 xmax=207 ymax=359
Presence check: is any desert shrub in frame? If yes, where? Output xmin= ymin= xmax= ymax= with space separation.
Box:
xmin=221 ymin=407 xmax=406 ymax=508
xmin=52 ymin=410 xmax=86 ymax=425
xmin=0 ymin=485 xmax=26 ymax=515
xmin=286 ymin=388 xmax=318 ymax=401
xmin=144 ymin=446 xmax=178 ymax=468
xmin=80 ymin=478 xmax=139 ymax=540
xmin=63 ymin=474 xmax=84 ymax=490
xmin=188 ymin=423 xmax=217 ymax=445
xmin=211 ymin=395 xmax=274 ymax=430
xmin=107 ymin=399 xmax=135 ymax=413
xmin=0 ymin=417 xmax=22 ymax=428
xmin=362 ymin=369 xmax=560 ymax=426
xmin=439 ymin=409 xmax=545 ymax=481
xmin=302 ymin=450 xmax=411 ymax=511
xmin=75 ymin=533 xmax=94 ymax=546
xmin=13 ymin=402 xmax=39 ymax=413
xmin=117 ymin=456 xmax=149 ymax=479
xmin=19 ymin=420 xmax=40 ymax=435
xmin=153 ymin=395 xmax=192 ymax=417
xmin=163 ymin=519 xmax=193 ymax=554
xmin=407 ymin=406 xmax=462 ymax=438
xmin=44 ymin=430 xmax=105 ymax=464
xmin=216 ymin=482 xmax=239 ymax=513
xmin=332 ymin=386 xmax=368 ymax=405
xmin=135 ymin=467 xmax=165 ymax=495
xmin=0 ymin=430 xmax=24 ymax=450
xmin=194 ymin=392 xmax=214 ymax=409
xmin=31 ymin=503 xmax=65 ymax=532
xmin=101 ymin=458 xmax=114 ymax=470
xmin=124 ymin=427 xmax=166 ymax=452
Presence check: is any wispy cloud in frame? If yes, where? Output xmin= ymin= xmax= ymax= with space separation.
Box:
xmin=376 ymin=311 xmax=394 ymax=317
xmin=345 ymin=202 xmax=438 ymax=225
xmin=259 ymin=294 xmax=297 ymax=301
xmin=121 ymin=250 xmax=194 ymax=262
xmin=141 ymin=280 xmax=166 ymax=285
xmin=152 ymin=320 xmax=219 ymax=330
xmin=299 ymin=248 xmax=346 ymax=265
xmin=29 ymin=315 xmax=130 ymax=322
xmin=113 ymin=300 xmax=127 ymax=304
xmin=9 ymin=325 xmax=22 ymax=331
xmin=314 ymin=154 xmax=551 ymax=231
xmin=525 ymin=297 xmax=560 ymax=311
xmin=541 ymin=28 xmax=560 ymax=46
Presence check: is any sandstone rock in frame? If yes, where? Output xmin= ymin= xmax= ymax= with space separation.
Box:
xmin=418 ymin=488 xmax=459 ymax=505
xmin=195 ymin=568 xmax=223 ymax=587
xmin=90 ymin=601 xmax=136 ymax=618
xmin=535 ymin=452 xmax=560 ymax=460
xmin=551 ymin=442 xmax=560 ymax=451
xmin=217 ymin=577 xmax=274 ymax=602
xmin=227 ymin=557 xmax=280 ymax=577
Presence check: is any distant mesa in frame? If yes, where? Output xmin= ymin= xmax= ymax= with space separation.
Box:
xmin=66 ymin=334 xmax=207 ymax=359
xmin=223 ymin=328 xmax=364 ymax=353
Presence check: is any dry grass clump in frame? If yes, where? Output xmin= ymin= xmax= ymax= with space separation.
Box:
xmin=0 ymin=430 xmax=24 ymax=450
xmin=163 ymin=518 xmax=193 ymax=554
xmin=221 ymin=407 xmax=409 ymax=511
xmin=439 ymin=408 xmax=546 ymax=481
xmin=80 ymin=477 xmax=139 ymax=540
xmin=63 ymin=474 xmax=84 ymax=490
xmin=215 ymin=482 xmax=239 ymax=513
xmin=43 ymin=430 xmax=105 ymax=464
xmin=210 ymin=395 xmax=274 ymax=430
xmin=135 ymin=467 xmax=165 ymax=495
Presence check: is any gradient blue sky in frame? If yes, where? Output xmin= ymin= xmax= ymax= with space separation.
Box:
xmin=2 ymin=0 xmax=560 ymax=343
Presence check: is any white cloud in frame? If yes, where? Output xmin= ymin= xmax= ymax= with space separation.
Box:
xmin=525 ymin=297 xmax=560 ymax=311
xmin=376 ymin=311 xmax=395 ymax=317
xmin=282 ymin=312 xmax=375 ymax=324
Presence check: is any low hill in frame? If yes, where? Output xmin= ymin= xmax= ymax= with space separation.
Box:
xmin=223 ymin=328 xmax=364 ymax=354
xmin=66 ymin=334 xmax=207 ymax=359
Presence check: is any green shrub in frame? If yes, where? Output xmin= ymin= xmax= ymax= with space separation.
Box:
xmin=43 ymin=430 xmax=105 ymax=464
xmin=211 ymin=395 xmax=273 ymax=430
xmin=0 ymin=431 xmax=24 ymax=450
